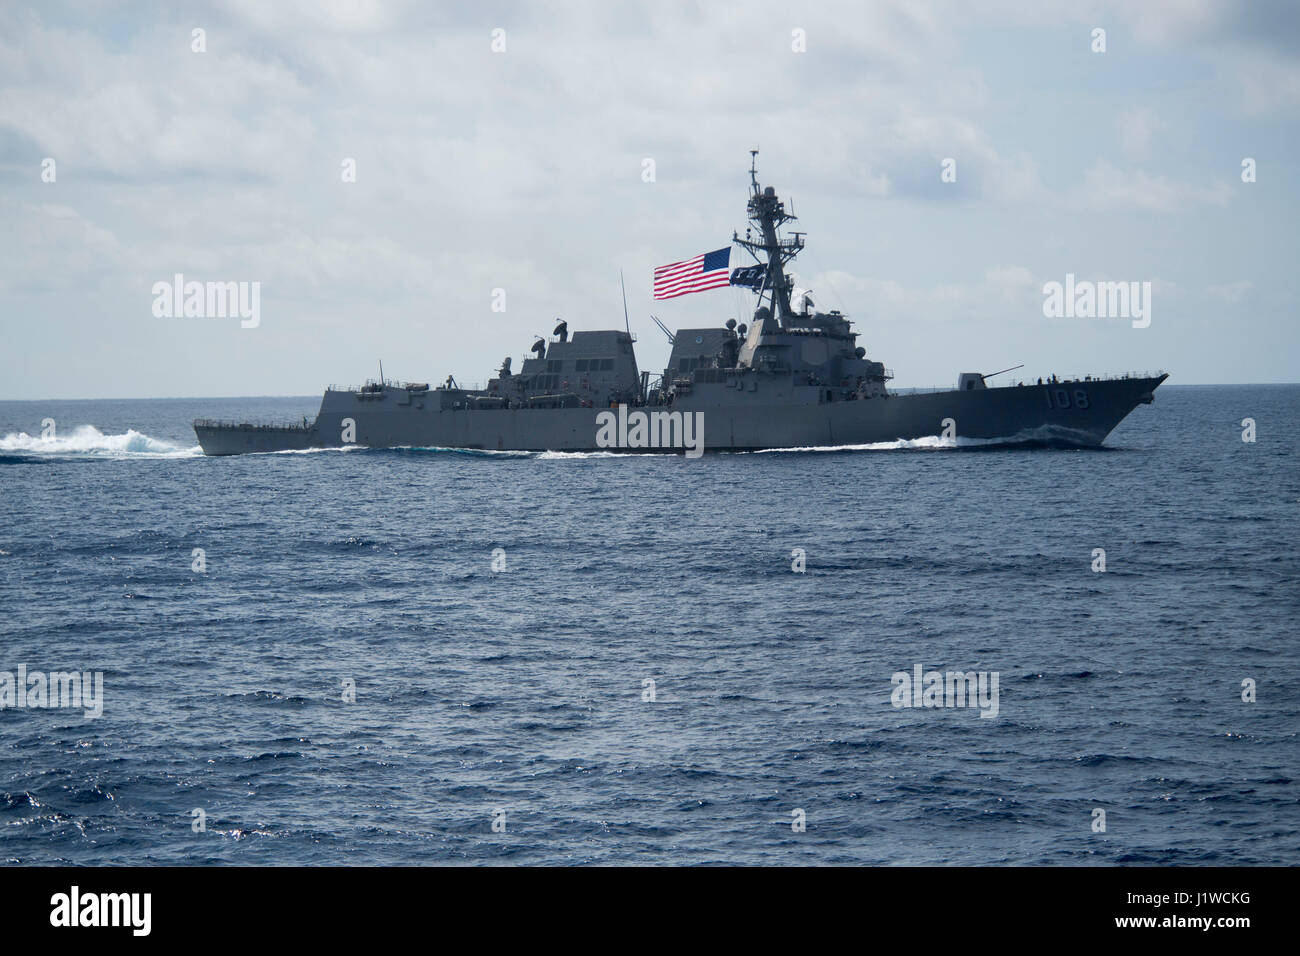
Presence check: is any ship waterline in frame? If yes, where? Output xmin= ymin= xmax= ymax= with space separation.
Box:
xmin=194 ymin=372 xmax=1167 ymax=455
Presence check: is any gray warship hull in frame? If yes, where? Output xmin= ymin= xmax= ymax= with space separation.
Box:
xmin=194 ymin=373 xmax=1167 ymax=455
xmin=195 ymin=156 xmax=1169 ymax=457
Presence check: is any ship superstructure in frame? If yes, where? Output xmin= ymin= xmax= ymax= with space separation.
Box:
xmin=195 ymin=155 xmax=1166 ymax=456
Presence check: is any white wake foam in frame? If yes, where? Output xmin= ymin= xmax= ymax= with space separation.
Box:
xmin=267 ymin=444 xmax=362 ymax=455
xmin=751 ymin=425 xmax=1098 ymax=454
xmin=537 ymin=449 xmax=647 ymax=459
xmin=0 ymin=425 xmax=200 ymax=458
xmin=753 ymin=435 xmax=957 ymax=453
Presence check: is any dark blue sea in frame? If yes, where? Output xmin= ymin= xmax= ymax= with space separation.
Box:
xmin=1 ymin=385 xmax=1297 ymax=865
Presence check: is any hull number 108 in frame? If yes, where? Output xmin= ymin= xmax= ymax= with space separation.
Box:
xmin=1046 ymin=388 xmax=1090 ymax=409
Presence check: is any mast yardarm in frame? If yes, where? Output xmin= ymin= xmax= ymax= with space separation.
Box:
xmin=732 ymin=150 xmax=805 ymax=324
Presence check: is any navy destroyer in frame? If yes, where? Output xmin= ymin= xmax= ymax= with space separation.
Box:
xmin=194 ymin=155 xmax=1167 ymax=456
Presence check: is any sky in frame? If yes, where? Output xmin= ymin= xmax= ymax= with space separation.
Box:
xmin=1 ymin=0 xmax=1297 ymax=399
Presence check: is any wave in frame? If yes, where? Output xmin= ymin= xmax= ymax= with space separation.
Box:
xmin=276 ymin=445 xmax=652 ymax=460
xmin=259 ymin=444 xmax=532 ymax=459
xmin=166 ymin=422 xmax=1109 ymax=462
xmin=753 ymin=435 xmax=964 ymax=453
xmin=0 ymin=425 xmax=200 ymax=459
xmin=751 ymin=425 xmax=1106 ymax=454
xmin=537 ymin=449 xmax=655 ymax=459
xmin=277 ymin=434 xmax=1096 ymax=459
xmin=265 ymin=444 xmax=363 ymax=456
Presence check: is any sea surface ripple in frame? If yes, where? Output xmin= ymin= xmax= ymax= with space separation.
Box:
xmin=1 ymin=386 xmax=1297 ymax=865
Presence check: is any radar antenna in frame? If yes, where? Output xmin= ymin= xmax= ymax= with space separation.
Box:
xmin=732 ymin=150 xmax=804 ymax=325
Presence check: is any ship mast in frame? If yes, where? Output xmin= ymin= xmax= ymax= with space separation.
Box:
xmin=732 ymin=150 xmax=804 ymax=325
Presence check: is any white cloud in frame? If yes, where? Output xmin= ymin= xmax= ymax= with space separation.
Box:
xmin=1116 ymin=107 xmax=1160 ymax=163
xmin=0 ymin=197 xmax=125 ymax=293
xmin=1205 ymin=280 xmax=1253 ymax=303
xmin=0 ymin=0 xmax=1294 ymax=395
xmin=1073 ymin=160 xmax=1232 ymax=213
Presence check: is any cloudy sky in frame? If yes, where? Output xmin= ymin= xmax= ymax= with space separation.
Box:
xmin=1 ymin=0 xmax=1297 ymax=399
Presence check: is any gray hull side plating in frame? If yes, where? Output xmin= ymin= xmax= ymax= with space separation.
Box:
xmin=194 ymin=375 xmax=1167 ymax=455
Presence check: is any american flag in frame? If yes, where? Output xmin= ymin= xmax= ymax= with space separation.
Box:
xmin=653 ymin=247 xmax=731 ymax=300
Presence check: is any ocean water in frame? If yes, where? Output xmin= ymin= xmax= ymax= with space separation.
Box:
xmin=0 ymin=385 xmax=1297 ymax=865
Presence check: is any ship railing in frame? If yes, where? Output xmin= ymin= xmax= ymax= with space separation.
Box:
xmin=390 ymin=382 xmax=489 ymax=392
xmin=193 ymin=418 xmax=313 ymax=431
xmin=326 ymin=378 xmax=408 ymax=392
xmin=1072 ymin=370 xmax=1166 ymax=381
xmin=1024 ymin=370 xmax=1168 ymax=384
xmin=892 ymin=370 xmax=1167 ymax=394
